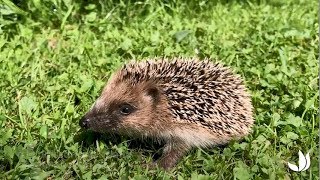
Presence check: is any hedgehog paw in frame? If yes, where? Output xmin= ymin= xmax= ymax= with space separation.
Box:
xmin=141 ymin=161 xmax=158 ymax=170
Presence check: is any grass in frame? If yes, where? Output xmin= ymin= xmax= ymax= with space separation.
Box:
xmin=0 ymin=0 xmax=318 ymax=179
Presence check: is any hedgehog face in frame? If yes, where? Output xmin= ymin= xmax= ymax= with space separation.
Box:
xmin=79 ymin=80 xmax=162 ymax=134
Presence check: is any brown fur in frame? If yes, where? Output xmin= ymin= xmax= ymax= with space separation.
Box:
xmin=79 ymin=57 xmax=254 ymax=170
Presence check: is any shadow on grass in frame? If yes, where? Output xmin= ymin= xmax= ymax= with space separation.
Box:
xmin=74 ymin=129 xmax=164 ymax=160
xmin=73 ymin=128 xmax=235 ymax=164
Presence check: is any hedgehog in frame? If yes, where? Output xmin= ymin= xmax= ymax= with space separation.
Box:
xmin=79 ymin=57 xmax=254 ymax=170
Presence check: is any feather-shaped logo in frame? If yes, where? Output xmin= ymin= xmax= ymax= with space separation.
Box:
xmin=287 ymin=151 xmax=311 ymax=172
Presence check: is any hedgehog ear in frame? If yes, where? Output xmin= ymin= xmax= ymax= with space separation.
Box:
xmin=146 ymin=86 xmax=160 ymax=105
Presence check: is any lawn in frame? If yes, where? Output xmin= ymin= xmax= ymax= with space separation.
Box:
xmin=0 ymin=0 xmax=318 ymax=179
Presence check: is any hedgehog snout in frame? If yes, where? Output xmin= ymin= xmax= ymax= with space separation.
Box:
xmin=79 ymin=110 xmax=114 ymax=131
xmin=79 ymin=115 xmax=90 ymax=129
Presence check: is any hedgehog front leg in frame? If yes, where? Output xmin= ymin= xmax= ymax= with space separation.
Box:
xmin=157 ymin=141 xmax=189 ymax=170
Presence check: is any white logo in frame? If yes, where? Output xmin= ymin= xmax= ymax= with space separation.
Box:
xmin=287 ymin=150 xmax=310 ymax=172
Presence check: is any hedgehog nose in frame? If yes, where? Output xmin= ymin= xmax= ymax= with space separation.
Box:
xmin=79 ymin=116 xmax=90 ymax=129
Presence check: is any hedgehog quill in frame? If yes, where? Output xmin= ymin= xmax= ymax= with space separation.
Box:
xmin=79 ymin=57 xmax=254 ymax=170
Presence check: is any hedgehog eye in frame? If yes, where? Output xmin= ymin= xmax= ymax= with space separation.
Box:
xmin=119 ymin=104 xmax=135 ymax=115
